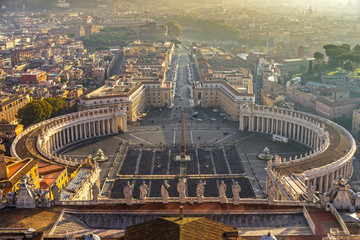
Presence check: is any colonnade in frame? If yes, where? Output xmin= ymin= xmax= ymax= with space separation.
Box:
xmin=240 ymin=105 xmax=356 ymax=196
xmin=37 ymin=108 xmax=127 ymax=164
xmin=303 ymin=161 xmax=353 ymax=193
xmin=11 ymin=107 xmax=127 ymax=166
xmin=45 ymin=117 xmax=123 ymax=154
xmin=245 ymin=115 xmax=324 ymax=149
xmin=240 ymin=106 xmax=326 ymax=150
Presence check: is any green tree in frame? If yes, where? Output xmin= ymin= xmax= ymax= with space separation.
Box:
xmin=104 ymin=56 xmax=113 ymax=62
xmin=166 ymin=21 xmax=182 ymax=38
xmin=37 ymin=100 xmax=53 ymax=120
xmin=313 ymin=52 xmax=324 ymax=61
xmin=344 ymin=61 xmax=353 ymax=71
xmin=307 ymin=60 xmax=313 ymax=74
xmin=354 ymin=44 xmax=360 ymax=55
xmin=17 ymin=101 xmax=44 ymax=127
xmin=44 ymin=97 xmax=66 ymax=117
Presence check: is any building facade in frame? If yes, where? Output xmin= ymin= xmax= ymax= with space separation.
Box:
xmin=193 ymin=81 xmax=255 ymax=120
xmin=0 ymin=94 xmax=30 ymax=124
xmin=78 ymin=82 xmax=172 ymax=122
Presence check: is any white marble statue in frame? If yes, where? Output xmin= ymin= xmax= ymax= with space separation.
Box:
xmin=139 ymin=181 xmax=149 ymax=203
xmin=123 ymin=181 xmax=134 ymax=205
xmin=161 ymin=180 xmax=170 ymax=204
xmin=196 ymin=180 xmax=206 ymax=203
xmin=232 ymin=181 xmax=241 ymax=205
xmin=177 ymin=178 xmax=186 ymax=204
xmin=307 ymin=183 xmax=316 ymax=203
xmin=219 ymin=180 xmax=227 ymax=203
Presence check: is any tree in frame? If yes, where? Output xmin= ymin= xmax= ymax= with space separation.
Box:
xmin=354 ymin=44 xmax=360 ymax=55
xmin=104 ymin=56 xmax=113 ymax=62
xmin=166 ymin=21 xmax=182 ymax=38
xmin=17 ymin=101 xmax=46 ymax=126
xmin=307 ymin=60 xmax=313 ymax=74
xmin=257 ymin=45 xmax=266 ymax=53
xmin=44 ymin=97 xmax=66 ymax=117
xmin=344 ymin=61 xmax=353 ymax=71
xmin=17 ymin=98 xmax=67 ymax=127
xmin=36 ymin=100 xmax=53 ymax=121
xmin=313 ymin=52 xmax=324 ymax=61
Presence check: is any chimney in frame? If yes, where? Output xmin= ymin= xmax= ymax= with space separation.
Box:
xmin=179 ymin=206 xmax=184 ymax=220
xmin=0 ymin=145 xmax=7 ymax=180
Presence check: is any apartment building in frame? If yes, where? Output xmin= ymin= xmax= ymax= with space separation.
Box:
xmin=193 ymin=81 xmax=255 ymax=120
xmin=78 ymin=82 xmax=171 ymax=122
xmin=315 ymin=97 xmax=360 ymax=119
xmin=0 ymin=94 xmax=30 ymax=124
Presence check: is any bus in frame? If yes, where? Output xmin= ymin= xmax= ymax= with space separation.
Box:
xmin=272 ymin=134 xmax=289 ymax=144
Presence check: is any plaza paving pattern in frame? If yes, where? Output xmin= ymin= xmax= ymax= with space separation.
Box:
xmin=60 ymin=107 xmax=309 ymax=200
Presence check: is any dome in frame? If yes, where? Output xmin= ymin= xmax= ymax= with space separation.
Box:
xmin=84 ymin=233 xmax=101 ymax=240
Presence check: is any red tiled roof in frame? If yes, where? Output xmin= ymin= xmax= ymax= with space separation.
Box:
xmin=38 ymin=164 xmax=64 ymax=175
xmin=0 ymin=158 xmax=38 ymax=187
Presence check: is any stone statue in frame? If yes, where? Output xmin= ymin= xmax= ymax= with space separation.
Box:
xmin=355 ymin=193 xmax=360 ymax=209
xmin=6 ymin=192 xmax=15 ymax=206
xmin=219 ymin=180 xmax=227 ymax=203
xmin=139 ymin=181 xmax=149 ymax=203
xmin=196 ymin=180 xmax=206 ymax=203
xmin=177 ymin=178 xmax=186 ymax=204
xmin=268 ymin=184 xmax=276 ymax=203
xmin=161 ymin=180 xmax=170 ymax=204
xmin=92 ymin=182 xmax=99 ymax=202
xmin=274 ymin=155 xmax=281 ymax=165
xmin=307 ymin=183 xmax=316 ymax=203
xmin=38 ymin=190 xmax=51 ymax=208
xmin=52 ymin=182 xmax=60 ymax=202
xmin=320 ymin=194 xmax=330 ymax=206
xmin=16 ymin=175 xmax=36 ymax=208
xmin=232 ymin=181 xmax=241 ymax=205
xmin=123 ymin=181 xmax=134 ymax=205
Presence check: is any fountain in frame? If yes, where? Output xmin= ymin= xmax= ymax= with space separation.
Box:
xmin=258 ymin=147 xmax=274 ymax=160
xmin=92 ymin=148 xmax=109 ymax=162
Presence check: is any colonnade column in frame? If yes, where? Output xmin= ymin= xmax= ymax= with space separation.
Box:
xmin=71 ymin=126 xmax=75 ymax=141
xmin=97 ymin=120 xmax=100 ymax=135
xmin=262 ymin=117 xmax=265 ymax=132
xmin=88 ymin=122 xmax=91 ymax=137
xmin=297 ymin=125 xmax=300 ymax=141
xmin=324 ymin=174 xmax=329 ymax=192
xmin=319 ymin=175 xmax=323 ymax=193
xmin=92 ymin=121 xmax=96 ymax=136
xmin=79 ymin=124 xmax=83 ymax=139
xmin=66 ymin=128 xmax=70 ymax=143
xmin=75 ymin=125 xmax=78 ymax=140
xmin=62 ymin=130 xmax=65 ymax=146
xmin=107 ymin=119 xmax=111 ymax=134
